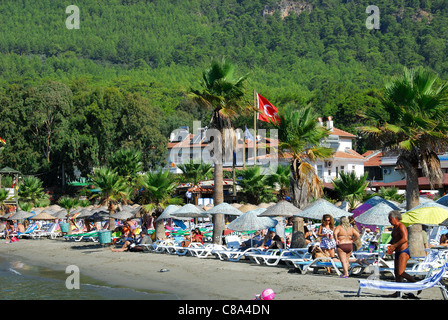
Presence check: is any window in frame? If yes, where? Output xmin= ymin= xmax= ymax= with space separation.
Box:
xmin=317 ymin=165 xmax=323 ymax=178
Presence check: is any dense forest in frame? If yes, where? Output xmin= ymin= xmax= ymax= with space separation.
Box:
xmin=0 ymin=0 xmax=447 ymax=186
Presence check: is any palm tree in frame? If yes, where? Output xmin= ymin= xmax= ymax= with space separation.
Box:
xmin=89 ymin=167 xmax=131 ymax=231
xmin=140 ymin=168 xmax=182 ymax=240
xmin=332 ymin=171 xmax=368 ymax=211
xmin=273 ymin=105 xmax=334 ymax=247
xmin=177 ymin=160 xmax=213 ymax=187
xmin=58 ymin=196 xmax=79 ymax=235
xmin=239 ymin=166 xmax=276 ymax=204
xmin=374 ymin=186 xmax=405 ymax=203
xmin=0 ymin=188 xmax=10 ymax=215
xmin=360 ymin=67 xmax=448 ymax=257
xmin=18 ymin=176 xmax=49 ymax=207
xmin=267 ymin=164 xmax=291 ymax=200
xmin=189 ymin=58 xmax=250 ymax=244
xmin=108 ymin=148 xmax=144 ymax=201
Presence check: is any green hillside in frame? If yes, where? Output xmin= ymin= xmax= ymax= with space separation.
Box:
xmin=0 ymin=0 xmax=447 ymax=184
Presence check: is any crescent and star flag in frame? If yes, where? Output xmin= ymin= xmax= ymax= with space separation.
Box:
xmin=257 ymin=93 xmax=280 ymax=124
xmin=0 ymin=137 xmax=5 ymax=144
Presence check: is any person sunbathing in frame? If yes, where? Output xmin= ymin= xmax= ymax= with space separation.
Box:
xmin=307 ymin=245 xmax=370 ymax=268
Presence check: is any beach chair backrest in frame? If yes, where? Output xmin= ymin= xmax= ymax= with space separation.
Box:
xmin=225 ymin=235 xmax=241 ymax=249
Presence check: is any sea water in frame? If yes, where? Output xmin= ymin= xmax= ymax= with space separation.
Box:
xmin=0 ymin=255 xmax=179 ymax=300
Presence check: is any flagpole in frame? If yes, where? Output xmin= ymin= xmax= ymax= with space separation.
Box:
xmin=253 ymin=90 xmax=257 ymax=167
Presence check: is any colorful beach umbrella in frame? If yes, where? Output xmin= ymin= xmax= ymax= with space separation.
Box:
xmin=401 ymin=203 xmax=448 ymax=226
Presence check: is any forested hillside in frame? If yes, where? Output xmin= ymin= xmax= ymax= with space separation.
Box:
xmin=0 ymin=0 xmax=447 ymax=185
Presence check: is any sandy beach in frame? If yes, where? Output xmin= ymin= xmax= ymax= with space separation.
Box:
xmin=0 ymin=238 xmax=445 ymax=301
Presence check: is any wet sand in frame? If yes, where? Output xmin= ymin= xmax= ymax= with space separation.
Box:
xmin=0 ymin=238 xmax=445 ymax=301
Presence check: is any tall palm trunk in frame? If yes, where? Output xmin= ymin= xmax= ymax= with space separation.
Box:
xmin=289 ymin=165 xmax=308 ymax=248
xmin=108 ymin=202 xmax=116 ymax=231
xmin=212 ymin=161 xmax=224 ymax=245
xmin=400 ymin=156 xmax=425 ymax=257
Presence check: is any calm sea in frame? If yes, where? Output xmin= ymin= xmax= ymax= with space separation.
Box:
xmin=0 ymin=255 xmax=179 ymax=300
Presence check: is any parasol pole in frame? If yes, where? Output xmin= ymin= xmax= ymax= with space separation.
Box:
xmin=253 ymin=90 xmax=257 ymax=166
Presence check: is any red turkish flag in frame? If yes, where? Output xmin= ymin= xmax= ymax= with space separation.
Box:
xmin=257 ymin=94 xmax=280 ymax=124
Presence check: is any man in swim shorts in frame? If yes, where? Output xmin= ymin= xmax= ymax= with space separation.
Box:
xmin=387 ymin=210 xmax=419 ymax=297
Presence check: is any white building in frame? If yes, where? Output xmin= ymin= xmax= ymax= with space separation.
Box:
xmin=315 ymin=117 xmax=365 ymax=183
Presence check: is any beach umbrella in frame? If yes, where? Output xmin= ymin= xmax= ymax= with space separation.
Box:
xmin=52 ymin=209 xmax=69 ymax=219
xmin=238 ymin=204 xmax=259 ymax=213
xmin=30 ymin=211 xmax=57 ymax=220
xmin=155 ymin=205 xmax=182 ymax=222
xmin=401 ymin=203 xmax=448 ymax=226
xmin=76 ymin=208 xmax=94 ymax=219
xmin=227 ymin=209 xmax=278 ymax=232
xmin=399 ymin=197 xmax=434 ymax=210
xmin=110 ymin=210 xmax=135 ymax=220
xmin=231 ymin=203 xmax=243 ymax=209
xmin=206 ymin=202 xmax=243 ymax=216
xmin=295 ymin=199 xmax=348 ymax=220
xmin=8 ymin=210 xmax=34 ymax=220
xmin=258 ymin=200 xmax=302 ymax=217
xmin=352 ymin=196 xmax=400 ymax=230
xmin=88 ymin=210 xmax=109 ymax=221
xmin=436 ymin=195 xmax=448 ymax=207
xmin=172 ymin=204 xmax=207 ymax=219
xmin=354 ymin=202 xmax=395 ymax=227
xmin=258 ymin=203 xmax=274 ymax=209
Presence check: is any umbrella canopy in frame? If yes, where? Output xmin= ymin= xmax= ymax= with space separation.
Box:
xmin=155 ymin=205 xmax=182 ymax=222
xmin=238 ymin=204 xmax=259 ymax=213
xmin=227 ymin=210 xmax=278 ymax=232
xmin=8 ymin=210 xmax=34 ymax=220
xmin=231 ymin=203 xmax=243 ymax=209
xmin=76 ymin=208 xmax=95 ymax=219
xmin=205 ymin=202 xmax=243 ymax=216
xmin=88 ymin=210 xmax=109 ymax=221
xmin=258 ymin=203 xmax=274 ymax=209
xmin=30 ymin=211 xmax=57 ymax=220
xmin=352 ymin=196 xmax=400 ymax=230
xmin=354 ymin=202 xmax=396 ymax=227
xmin=110 ymin=210 xmax=135 ymax=220
xmin=436 ymin=194 xmax=448 ymax=207
xmin=399 ymin=197 xmax=434 ymax=210
xmin=295 ymin=199 xmax=348 ymax=220
xmin=401 ymin=203 xmax=448 ymax=226
xmin=258 ymin=200 xmax=302 ymax=217
xmin=51 ymin=209 xmax=68 ymax=219
xmin=172 ymin=204 xmax=208 ymax=218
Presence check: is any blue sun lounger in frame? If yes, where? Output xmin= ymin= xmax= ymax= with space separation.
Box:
xmin=357 ymin=262 xmax=448 ymax=299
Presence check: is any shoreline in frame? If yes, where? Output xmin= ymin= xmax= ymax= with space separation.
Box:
xmin=0 ymin=238 xmax=444 ymax=300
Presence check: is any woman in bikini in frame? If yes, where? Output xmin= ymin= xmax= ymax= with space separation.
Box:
xmin=334 ymin=216 xmax=361 ymax=278
xmin=387 ymin=210 xmax=418 ymax=297
xmin=318 ymin=214 xmax=337 ymax=273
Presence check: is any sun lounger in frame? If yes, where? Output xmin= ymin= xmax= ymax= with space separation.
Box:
xmin=357 ymin=262 xmax=448 ymax=299
xmin=17 ymin=223 xmax=39 ymax=238
xmin=213 ymin=247 xmax=264 ymax=262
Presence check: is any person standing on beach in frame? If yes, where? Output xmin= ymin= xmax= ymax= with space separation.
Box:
xmin=387 ymin=210 xmax=418 ymax=297
xmin=318 ymin=214 xmax=337 ymax=273
xmin=334 ymin=216 xmax=360 ymax=278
